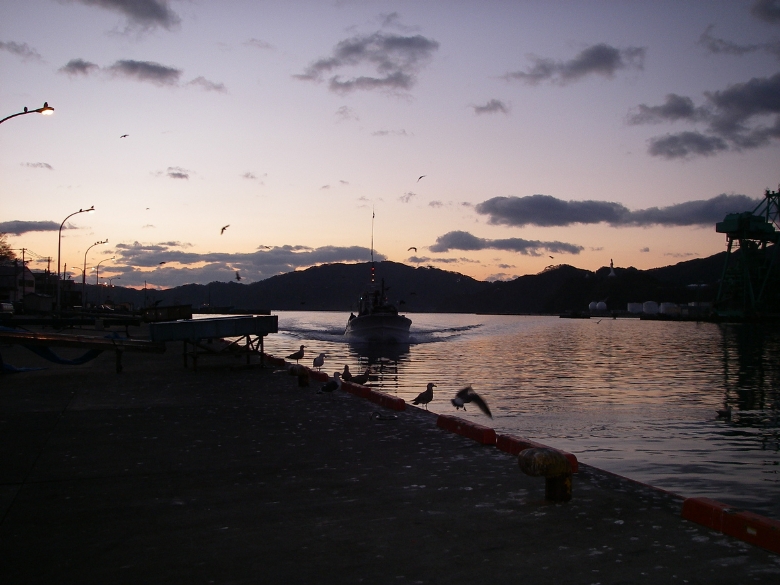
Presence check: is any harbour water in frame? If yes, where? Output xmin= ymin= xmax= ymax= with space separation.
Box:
xmin=258 ymin=311 xmax=780 ymax=519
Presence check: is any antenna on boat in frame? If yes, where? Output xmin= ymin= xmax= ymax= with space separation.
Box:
xmin=371 ymin=208 xmax=375 ymax=283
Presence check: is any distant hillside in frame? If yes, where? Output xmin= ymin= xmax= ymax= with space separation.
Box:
xmin=93 ymin=251 xmax=731 ymax=315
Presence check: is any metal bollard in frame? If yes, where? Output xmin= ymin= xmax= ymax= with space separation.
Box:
xmin=518 ymin=447 xmax=573 ymax=502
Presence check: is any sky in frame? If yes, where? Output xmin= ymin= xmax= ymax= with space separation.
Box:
xmin=2 ymin=0 xmax=780 ymax=288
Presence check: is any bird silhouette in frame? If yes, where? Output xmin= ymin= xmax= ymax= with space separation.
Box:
xmin=120 ymin=134 xmax=129 ymax=138
xmin=235 ymin=271 xmax=242 ymax=281
xmin=318 ymin=372 xmax=341 ymax=394
xmin=716 ymin=405 xmax=732 ymax=420
xmin=159 ymin=261 xmax=166 ymax=265
xmin=350 ymin=368 xmax=372 ymax=385
xmin=313 ymin=353 xmax=325 ymax=371
xmin=221 ymin=224 xmax=230 ymax=235
xmin=408 ymin=246 xmax=417 ymax=252
xmin=451 ymin=386 xmax=492 ymax=418
xmin=286 ymin=345 xmax=305 ymax=364
xmin=412 ymin=383 xmax=436 ymax=409
xmin=341 ymin=365 xmax=353 ymax=382
xmin=417 ymin=175 xmax=426 ymax=182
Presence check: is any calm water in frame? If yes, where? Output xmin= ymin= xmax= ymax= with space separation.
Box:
xmin=258 ymin=311 xmax=780 ymax=519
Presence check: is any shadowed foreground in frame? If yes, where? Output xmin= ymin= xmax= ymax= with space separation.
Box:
xmin=1 ymin=333 xmax=779 ymax=584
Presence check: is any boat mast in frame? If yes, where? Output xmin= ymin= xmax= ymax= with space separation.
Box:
xmin=370 ymin=208 xmax=375 ymax=284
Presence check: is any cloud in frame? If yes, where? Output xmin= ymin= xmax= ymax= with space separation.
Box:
xmin=242 ymin=172 xmax=257 ymax=180
xmin=59 ymin=58 xmax=99 ymax=76
xmin=22 ymin=162 xmax=53 ymax=170
xmin=475 ymin=193 xmax=761 ymax=227
xmin=187 ymin=76 xmax=227 ymax=93
xmin=110 ymin=241 xmax=382 ymax=285
xmin=0 ymin=220 xmax=64 ymax=235
xmin=486 ymin=273 xmax=518 ymax=282
xmin=335 ymin=105 xmax=359 ymax=122
xmin=245 ymin=38 xmax=273 ymax=50
xmin=631 ymin=72 xmax=780 ymax=158
xmin=372 ymin=129 xmax=408 ymax=136
xmin=429 ymin=201 xmax=443 ymax=208
xmin=399 ymin=192 xmax=416 ymax=203
xmin=430 ymin=230 xmax=583 ymax=256
xmin=472 ymin=99 xmax=509 ymax=115
xmin=0 ymin=40 xmax=43 ymax=62
xmin=640 ymin=247 xmax=650 ymax=253
xmin=165 ymin=166 xmax=190 ymax=179
xmin=295 ymin=31 xmax=439 ymax=94
xmin=698 ymin=25 xmax=780 ymax=58
xmin=107 ymin=59 xmax=181 ymax=85
xmin=70 ymin=0 xmax=180 ymax=30
xmin=504 ymin=43 xmax=645 ymax=85
xmin=752 ymin=0 xmax=780 ymax=24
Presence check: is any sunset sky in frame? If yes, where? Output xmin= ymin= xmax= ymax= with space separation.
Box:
xmin=2 ymin=0 xmax=779 ymax=288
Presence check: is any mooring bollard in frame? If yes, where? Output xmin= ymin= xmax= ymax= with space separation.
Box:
xmin=297 ymin=367 xmax=309 ymax=387
xmin=518 ymin=447 xmax=573 ymax=502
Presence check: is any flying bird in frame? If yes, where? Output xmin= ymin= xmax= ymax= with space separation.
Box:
xmin=408 ymin=246 xmax=417 ymax=252
xmin=417 ymin=175 xmax=426 ymax=182
xmin=318 ymin=372 xmax=341 ymax=394
xmin=220 ymin=224 xmax=230 ymax=235
xmin=412 ymin=382 xmax=436 ymax=409
xmin=159 ymin=261 xmax=166 ymax=265
xmin=235 ymin=271 xmax=242 ymax=281
xmin=120 ymin=134 xmax=129 ymax=138
xmin=286 ymin=345 xmax=305 ymax=364
xmin=312 ymin=352 xmax=326 ymax=371
xmin=549 ymin=256 xmax=554 ymax=259
xmin=451 ymin=386 xmax=492 ymax=418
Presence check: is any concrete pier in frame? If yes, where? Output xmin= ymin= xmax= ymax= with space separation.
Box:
xmin=1 ymin=329 xmax=779 ymax=583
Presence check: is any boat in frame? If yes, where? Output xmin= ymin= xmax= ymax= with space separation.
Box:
xmin=345 ymin=268 xmax=411 ymax=343
xmin=344 ymin=214 xmax=412 ymax=343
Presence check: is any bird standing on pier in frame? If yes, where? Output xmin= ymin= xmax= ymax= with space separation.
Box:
xmin=412 ymin=382 xmax=436 ymax=409
xmin=341 ymin=365 xmax=353 ymax=382
xmin=287 ymin=345 xmax=305 ymax=364
xmin=451 ymin=386 xmax=492 ymax=418
xmin=313 ymin=353 xmax=325 ymax=371
xmin=351 ymin=368 xmax=372 ymax=385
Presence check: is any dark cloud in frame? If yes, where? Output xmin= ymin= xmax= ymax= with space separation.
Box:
xmin=71 ymin=0 xmax=180 ymax=30
xmin=430 ymin=230 xmax=583 ymax=256
xmin=0 ymin=220 xmax=63 ymax=235
xmin=187 ymin=76 xmax=227 ymax=93
xmin=0 ymin=40 xmax=43 ymax=62
xmin=504 ymin=43 xmax=645 ymax=85
xmin=752 ymin=0 xmax=780 ymax=24
xmin=110 ymin=241 xmax=382 ymax=286
xmin=107 ymin=59 xmax=181 ymax=85
xmin=21 ymin=162 xmax=53 ymax=170
xmin=632 ymin=72 xmax=780 ymax=158
xmin=698 ymin=25 xmax=780 ymax=58
xmin=472 ymin=99 xmax=509 ymax=115
xmin=627 ymin=94 xmax=708 ymax=124
xmin=640 ymin=247 xmax=650 ymax=253
xmin=242 ymin=172 xmax=257 ymax=180
xmin=295 ymin=31 xmax=439 ymax=94
xmin=59 ymin=58 xmax=99 ymax=76
xmin=475 ymin=193 xmax=761 ymax=227
xmin=399 ymin=192 xmax=416 ymax=203
xmin=429 ymin=201 xmax=443 ymax=208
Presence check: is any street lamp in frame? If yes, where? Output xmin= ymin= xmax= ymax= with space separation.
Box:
xmin=96 ymin=256 xmax=115 ymax=285
xmin=107 ymin=277 xmax=120 ymax=286
xmin=83 ymin=239 xmax=107 ymax=306
xmin=0 ymin=102 xmax=54 ymax=125
xmin=57 ymin=206 xmax=95 ymax=312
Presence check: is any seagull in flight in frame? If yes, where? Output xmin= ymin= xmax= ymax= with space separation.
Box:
xmin=120 ymin=134 xmax=129 ymax=138
xmin=417 ymin=175 xmax=426 ymax=182
xmin=221 ymin=224 xmax=230 ymax=235
xmin=451 ymin=386 xmax=492 ymax=418
xmin=408 ymin=246 xmax=417 ymax=252
xmin=412 ymin=383 xmax=436 ymax=409
xmin=235 ymin=271 xmax=242 ymax=281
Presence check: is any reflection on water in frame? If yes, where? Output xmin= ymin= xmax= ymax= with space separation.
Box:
xmin=262 ymin=311 xmax=780 ymax=519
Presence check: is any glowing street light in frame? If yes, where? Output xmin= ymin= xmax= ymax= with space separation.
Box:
xmin=56 ymin=206 xmax=94 ymax=312
xmin=83 ymin=239 xmax=107 ymax=306
xmin=0 ymin=102 xmax=54 ymax=125
xmin=96 ymin=256 xmax=115 ymax=285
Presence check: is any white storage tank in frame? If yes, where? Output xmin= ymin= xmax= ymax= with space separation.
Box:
xmin=659 ymin=302 xmax=680 ymax=315
xmin=627 ymin=302 xmax=643 ymax=314
xmin=588 ymin=301 xmax=598 ymax=312
xmin=596 ymin=301 xmax=607 ymax=311
xmin=643 ymin=301 xmax=659 ymax=314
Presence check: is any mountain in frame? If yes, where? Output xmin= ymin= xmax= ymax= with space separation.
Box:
xmin=94 ymin=251 xmax=732 ymax=315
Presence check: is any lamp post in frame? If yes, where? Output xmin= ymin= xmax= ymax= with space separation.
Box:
xmin=96 ymin=256 xmax=115 ymax=285
xmin=83 ymin=239 xmax=107 ymax=307
xmin=107 ymin=277 xmax=120 ymax=286
xmin=57 ymin=206 xmax=94 ymax=312
xmin=0 ymin=102 xmax=54 ymax=125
